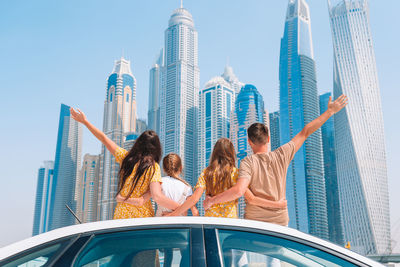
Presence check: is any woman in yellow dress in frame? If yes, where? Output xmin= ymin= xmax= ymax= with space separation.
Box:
xmin=70 ymin=107 xmax=180 ymax=219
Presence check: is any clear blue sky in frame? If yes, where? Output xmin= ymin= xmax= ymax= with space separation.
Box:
xmin=0 ymin=0 xmax=399 ymax=249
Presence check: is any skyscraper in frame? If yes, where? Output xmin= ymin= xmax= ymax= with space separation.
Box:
xmin=76 ymin=154 xmax=100 ymax=223
xmin=48 ymin=104 xmax=82 ymax=230
xmin=160 ymin=5 xmax=200 ymax=185
xmin=328 ymin=0 xmax=391 ymax=254
xmin=32 ymin=161 xmax=54 ymax=235
xmin=221 ymin=65 xmax=244 ymax=94
xmin=279 ymin=0 xmax=328 ymax=239
xmin=198 ymin=76 xmax=235 ymax=173
xmin=148 ymin=49 xmax=164 ymax=134
xmin=230 ymin=84 xmax=267 ymax=218
xmin=269 ymin=111 xmax=280 ymax=151
xmin=98 ymin=58 xmax=137 ymax=220
xmin=320 ymin=92 xmax=344 ymax=246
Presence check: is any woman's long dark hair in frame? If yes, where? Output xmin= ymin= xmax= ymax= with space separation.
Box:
xmin=117 ymin=130 xmax=162 ymax=199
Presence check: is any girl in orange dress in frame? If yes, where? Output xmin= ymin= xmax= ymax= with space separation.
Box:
xmin=70 ymin=108 xmax=180 ymax=219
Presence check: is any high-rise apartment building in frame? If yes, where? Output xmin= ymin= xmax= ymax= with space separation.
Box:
xmin=198 ymin=76 xmax=235 ymax=173
xmin=230 ymin=84 xmax=267 ymax=218
xmin=48 ymin=104 xmax=82 ymax=230
xmin=76 ymin=154 xmax=100 ymax=223
xmin=279 ymin=0 xmax=328 ymax=239
xmin=32 ymin=161 xmax=54 ymax=235
xmin=148 ymin=49 xmax=164 ymax=134
xmin=320 ymin=92 xmax=344 ymax=246
xmin=221 ymin=65 xmax=244 ymax=94
xmin=230 ymin=84 xmax=267 ymax=164
xmin=269 ymin=111 xmax=280 ymax=151
xmin=328 ymin=0 xmax=391 ymax=254
xmin=160 ymin=5 xmax=200 ymax=185
xmin=98 ymin=58 xmax=137 ymax=220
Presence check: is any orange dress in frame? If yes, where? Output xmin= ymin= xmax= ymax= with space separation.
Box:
xmin=195 ymin=168 xmax=239 ymax=218
xmin=113 ymin=146 xmax=162 ymax=219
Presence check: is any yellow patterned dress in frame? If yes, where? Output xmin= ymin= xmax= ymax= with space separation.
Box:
xmin=113 ymin=146 xmax=162 ymax=219
xmin=195 ymin=167 xmax=239 ymax=218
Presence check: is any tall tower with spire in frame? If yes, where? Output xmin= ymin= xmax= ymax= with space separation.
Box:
xmin=328 ymin=0 xmax=391 ymax=255
xmin=98 ymin=58 xmax=137 ymax=220
xmin=279 ymin=0 xmax=328 ymax=239
xmin=160 ymin=5 xmax=200 ymax=185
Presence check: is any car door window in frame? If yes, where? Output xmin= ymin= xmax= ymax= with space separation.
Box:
xmin=1 ymin=238 xmax=72 ymax=267
xmin=73 ymin=228 xmax=190 ymax=267
xmin=217 ymin=229 xmax=358 ymax=267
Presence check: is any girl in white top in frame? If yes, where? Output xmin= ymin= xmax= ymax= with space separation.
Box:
xmin=156 ymin=153 xmax=198 ymax=216
xmin=117 ymin=153 xmax=199 ymax=216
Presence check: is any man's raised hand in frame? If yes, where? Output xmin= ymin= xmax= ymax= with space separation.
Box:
xmin=70 ymin=108 xmax=87 ymax=124
xmin=328 ymin=94 xmax=348 ymax=114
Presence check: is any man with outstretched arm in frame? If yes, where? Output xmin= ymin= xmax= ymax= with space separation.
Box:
xmin=203 ymin=94 xmax=348 ymax=226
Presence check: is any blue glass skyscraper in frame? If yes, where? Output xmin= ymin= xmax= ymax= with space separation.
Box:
xmin=148 ymin=49 xmax=164 ymax=134
xmin=48 ymin=104 xmax=82 ymax=230
xmin=279 ymin=0 xmax=328 ymax=239
xmin=230 ymin=84 xmax=267 ymax=217
xmin=269 ymin=111 xmax=280 ymax=151
xmin=32 ymin=161 xmax=54 ymax=235
xmin=320 ymin=92 xmax=344 ymax=246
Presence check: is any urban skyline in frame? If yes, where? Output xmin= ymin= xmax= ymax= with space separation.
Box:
xmin=1 ymin=0 xmax=398 ymax=253
xmin=30 ymin=0 xmax=392 ymax=253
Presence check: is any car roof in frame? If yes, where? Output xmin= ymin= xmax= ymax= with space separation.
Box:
xmin=0 ymin=217 xmax=382 ymax=266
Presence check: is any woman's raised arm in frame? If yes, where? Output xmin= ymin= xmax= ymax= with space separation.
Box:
xmin=70 ymin=108 xmax=118 ymax=156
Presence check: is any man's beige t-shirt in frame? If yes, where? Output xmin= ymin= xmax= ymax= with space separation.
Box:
xmin=240 ymin=141 xmax=296 ymax=226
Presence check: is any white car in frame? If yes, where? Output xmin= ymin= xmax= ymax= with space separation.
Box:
xmin=0 ymin=217 xmax=382 ymax=267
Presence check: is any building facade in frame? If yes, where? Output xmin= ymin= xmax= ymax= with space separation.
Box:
xmin=198 ymin=76 xmax=235 ymax=172
xmin=148 ymin=49 xmax=164 ymax=134
xmin=221 ymin=65 xmax=244 ymax=94
xmin=160 ymin=6 xmax=200 ymax=186
xmin=230 ymin=84 xmax=267 ymax=218
xmin=98 ymin=58 xmax=137 ymax=220
xmin=48 ymin=104 xmax=82 ymax=230
xmin=279 ymin=0 xmax=328 ymax=239
xmin=320 ymin=92 xmax=344 ymax=246
xmin=269 ymin=111 xmax=280 ymax=151
xmin=76 ymin=154 xmax=100 ymax=223
xmin=328 ymin=0 xmax=391 ymax=254
xmin=32 ymin=161 xmax=54 ymax=235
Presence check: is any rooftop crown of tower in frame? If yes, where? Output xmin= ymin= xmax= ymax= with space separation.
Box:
xmin=286 ymin=0 xmax=310 ymax=21
xmin=112 ymin=57 xmax=133 ymax=75
xmin=169 ymin=7 xmax=194 ymax=27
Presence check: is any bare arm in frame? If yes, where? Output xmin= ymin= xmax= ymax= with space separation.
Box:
xmin=150 ymin=182 xmax=180 ymax=210
xmin=116 ymin=191 xmax=151 ymax=206
xmin=292 ymin=95 xmax=348 ymax=152
xmin=165 ymin=188 xmax=204 ymax=216
xmin=190 ymin=206 xmax=199 ymax=216
xmin=244 ymin=189 xmax=287 ymax=209
xmin=203 ymin=178 xmax=250 ymax=210
xmin=70 ymin=108 xmax=118 ymax=156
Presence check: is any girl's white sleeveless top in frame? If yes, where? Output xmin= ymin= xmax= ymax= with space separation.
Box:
xmin=155 ymin=176 xmax=193 ymax=216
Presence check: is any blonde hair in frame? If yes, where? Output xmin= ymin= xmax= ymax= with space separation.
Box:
xmin=162 ymin=153 xmax=190 ymax=187
xmin=204 ymin=138 xmax=236 ymax=196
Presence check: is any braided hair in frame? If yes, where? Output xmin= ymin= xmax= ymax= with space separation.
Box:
xmin=162 ymin=153 xmax=191 ymax=187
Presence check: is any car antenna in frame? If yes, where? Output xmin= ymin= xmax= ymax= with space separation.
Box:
xmin=66 ymin=204 xmax=82 ymax=224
